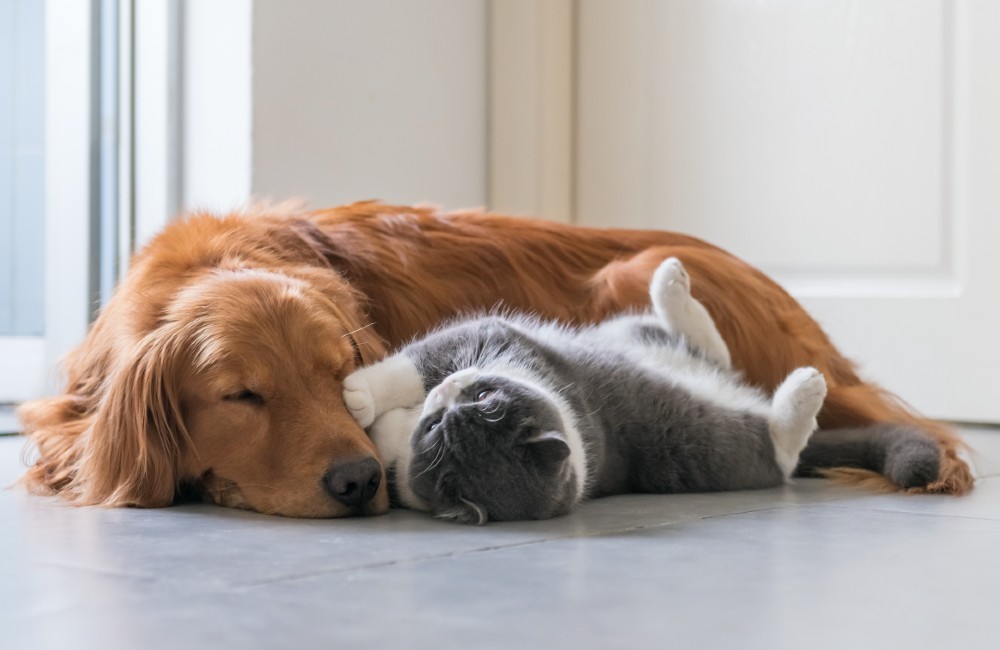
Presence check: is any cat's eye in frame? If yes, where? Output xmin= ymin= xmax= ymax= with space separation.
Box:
xmin=223 ymin=389 xmax=266 ymax=406
xmin=427 ymin=419 xmax=441 ymax=432
xmin=475 ymin=389 xmax=495 ymax=401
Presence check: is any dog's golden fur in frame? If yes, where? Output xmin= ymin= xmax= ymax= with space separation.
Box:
xmin=18 ymin=201 xmax=974 ymax=517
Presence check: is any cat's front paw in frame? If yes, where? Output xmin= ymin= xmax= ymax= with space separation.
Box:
xmin=343 ymin=372 xmax=377 ymax=428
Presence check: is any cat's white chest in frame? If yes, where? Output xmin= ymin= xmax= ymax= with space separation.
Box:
xmin=368 ymin=405 xmax=430 ymax=510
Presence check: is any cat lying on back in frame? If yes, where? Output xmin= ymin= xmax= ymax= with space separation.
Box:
xmin=342 ymin=258 xmax=827 ymax=524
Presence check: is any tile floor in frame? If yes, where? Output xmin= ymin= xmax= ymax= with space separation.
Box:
xmin=2 ymin=427 xmax=999 ymax=650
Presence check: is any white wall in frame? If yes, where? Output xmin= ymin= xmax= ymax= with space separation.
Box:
xmin=253 ymin=0 xmax=487 ymax=210
xmin=184 ymin=0 xmax=488 ymax=213
xmin=183 ymin=0 xmax=252 ymax=213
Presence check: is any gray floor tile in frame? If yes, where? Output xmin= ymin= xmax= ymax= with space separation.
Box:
xmin=816 ymin=474 xmax=1000 ymax=520
xmin=1 ymin=426 xmax=998 ymax=650
xmin=241 ymin=506 xmax=1000 ymax=650
xmin=0 ymin=473 xmax=862 ymax=589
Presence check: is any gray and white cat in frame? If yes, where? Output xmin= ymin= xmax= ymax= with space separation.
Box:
xmin=343 ymin=258 xmax=827 ymax=524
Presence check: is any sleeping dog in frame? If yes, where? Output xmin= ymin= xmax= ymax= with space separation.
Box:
xmin=18 ymin=201 xmax=973 ymax=517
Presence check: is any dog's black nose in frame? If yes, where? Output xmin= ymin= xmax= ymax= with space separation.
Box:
xmin=323 ymin=457 xmax=382 ymax=508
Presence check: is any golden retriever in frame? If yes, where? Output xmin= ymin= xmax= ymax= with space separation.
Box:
xmin=18 ymin=202 xmax=974 ymax=517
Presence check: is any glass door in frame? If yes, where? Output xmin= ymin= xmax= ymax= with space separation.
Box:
xmin=0 ymin=0 xmax=46 ymax=431
xmin=1 ymin=0 xmax=106 ymax=433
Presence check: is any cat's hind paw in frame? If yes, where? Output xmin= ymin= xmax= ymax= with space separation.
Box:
xmin=343 ymin=372 xmax=377 ymax=429
xmin=769 ymin=367 xmax=827 ymax=477
xmin=777 ymin=367 xmax=827 ymax=415
xmin=650 ymin=257 xmax=693 ymax=318
xmin=648 ymin=256 xmax=732 ymax=369
xmin=651 ymin=257 xmax=691 ymax=298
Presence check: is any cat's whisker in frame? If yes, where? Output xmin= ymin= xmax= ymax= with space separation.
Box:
xmin=341 ymin=322 xmax=376 ymax=338
xmin=412 ymin=443 xmax=448 ymax=480
xmin=427 ymin=444 xmax=449 ymax=472
xmin=482 ymin=410 xmax=506 ymax=423
xmin=479 ymin=402 xmax=503 ymax=415
xmin=459 ymin=497 xmax=488 ymax=526
xmin=415 ymin=439 xmax=441 ymax=456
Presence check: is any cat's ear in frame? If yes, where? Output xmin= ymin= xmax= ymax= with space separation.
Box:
xmin=525 ymin=430 xmax=571 ymax=465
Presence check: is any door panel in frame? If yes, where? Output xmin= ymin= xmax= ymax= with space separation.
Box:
xmin=575 ymin=0 xmax=1000 ymax=422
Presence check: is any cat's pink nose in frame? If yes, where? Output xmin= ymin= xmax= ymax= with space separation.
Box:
xmin=437 ymin=378 xmax=462 ymax=402
xmin=423 ymin=379 xmax=460 ymax=415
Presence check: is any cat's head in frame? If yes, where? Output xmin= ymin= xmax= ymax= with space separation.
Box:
xmin=404 ymin=368 xmax=583 ymax=525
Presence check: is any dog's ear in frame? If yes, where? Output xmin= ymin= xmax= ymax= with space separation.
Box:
xmin=346 ymin=315 xmax=387 ymax=367
xmin=18 ymin=393 xmax=95 ymax=498
xmin=288 ymin=218 xmax=360 ymax=281
xmin=73 ymin=327 xmax=189 ymax=507
xmin=286 ymin=220 xmax=388 ymax=367
xmin=301 ymin=268 xmax=387 ymax=367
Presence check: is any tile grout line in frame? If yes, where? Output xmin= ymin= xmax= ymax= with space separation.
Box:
xmin=804 ymin=501 xmax=1000 ymax=523
xmin=235 ymin=505 xmax=801 ymax=589
xmin=236 ymin=522 xmax=689 ymax=589
xmin=33 ymin=560 xmax=159 ymax=583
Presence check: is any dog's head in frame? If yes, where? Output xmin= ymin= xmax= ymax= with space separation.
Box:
xmin=19 ymin=212 xmax=390 ymax=517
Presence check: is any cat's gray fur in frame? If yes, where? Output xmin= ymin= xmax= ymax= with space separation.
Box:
xmin=344 ymin=258 xmax=830 ymax=524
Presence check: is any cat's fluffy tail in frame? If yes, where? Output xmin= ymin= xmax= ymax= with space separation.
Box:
xmin=796 ymin=423 xmax=942 ymax=490
xmin=768 ymin=367 xmax=828 ymax=477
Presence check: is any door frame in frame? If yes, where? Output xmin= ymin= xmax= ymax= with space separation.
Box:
xmin=488 ymin=0 xmax=575 ymax=222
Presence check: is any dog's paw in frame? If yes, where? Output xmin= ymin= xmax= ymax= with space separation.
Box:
xmin=343 ymin=372 xmax=376 ymax=428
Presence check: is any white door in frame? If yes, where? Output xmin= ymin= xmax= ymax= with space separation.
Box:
xmin=569 ymin=0 xmax=1000 ymax=424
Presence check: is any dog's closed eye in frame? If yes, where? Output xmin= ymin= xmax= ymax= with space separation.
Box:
xmin=223 ymin=389 xmax=266 ymax=406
